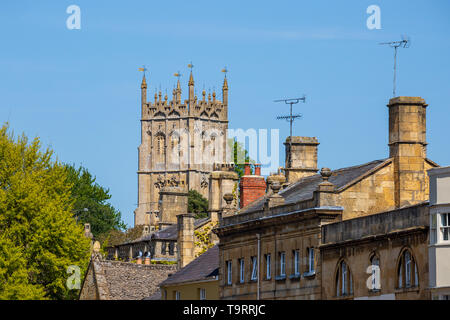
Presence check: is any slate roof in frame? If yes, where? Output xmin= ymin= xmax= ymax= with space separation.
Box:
xmin=241 ymin=159 xmax=390 ymax=213
xmin=126 ymin=217 xmax=210 ymax=244
xmin=80 ymin=256 xmax=177 ymax=300
xmin=159 ymin=245 xmax=219 ymax=287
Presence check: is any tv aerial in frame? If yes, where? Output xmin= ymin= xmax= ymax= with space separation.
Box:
xmin=275 ymin=96 xmax=306 ymax=167
xmin=379 ymin=35 xmax=411 ymax=97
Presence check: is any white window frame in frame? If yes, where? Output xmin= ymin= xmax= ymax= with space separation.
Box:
xmin=266 ymin=254 xmax=271 ymax=279
xmin=308 ymin=248 xmax=315 ymax=273
xmin=175 ymin=291 xmax=180 ymax=300
xmin=251 ymin=256 xmax=258 ymax=281
xmin=226 ymin=260 xmax=232 ymax=285
xmin=440 ymin=213 xmax=450 ymax=242
xmin=280 ymin=252 xmax=286 ymax=276
xmin=294 ymin=250 xmax=300 ymax=275
xmin=199 ymin=288 xmax=206 ymax=300
xmin=239 ymin=258 xmax=245 ymax=283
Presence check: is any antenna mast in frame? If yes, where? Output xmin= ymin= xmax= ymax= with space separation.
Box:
xmin=379 ymin=35 xmax=410 ymax=97
xmin=275 ymin=96 xmax=306 ymax=167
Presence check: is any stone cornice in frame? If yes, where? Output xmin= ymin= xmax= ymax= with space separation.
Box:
xmin=215 ymin=206 xmax=343 ymax=237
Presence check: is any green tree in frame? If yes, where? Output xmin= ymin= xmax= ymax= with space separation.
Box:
xmin=0 ymin=124 xmax=91 ymax=300
xmin=228 ymin=138 xmax=254 ymax=178
xmin=188 ymin=190 xmax=209 ymax=219
xmin=99 ymin=225 xmax=145 ymax=248
xmin=64 ymin=164 xmax=126 ymax=239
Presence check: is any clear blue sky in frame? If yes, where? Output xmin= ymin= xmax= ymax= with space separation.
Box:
xmin=1 ymin=1 xmax=449 ymax=227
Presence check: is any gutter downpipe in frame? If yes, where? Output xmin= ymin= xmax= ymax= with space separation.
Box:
xmin=257 ymin=233 xmax=261 ymax=300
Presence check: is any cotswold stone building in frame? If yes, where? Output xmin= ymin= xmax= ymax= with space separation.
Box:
xmin=215 ymin=96 xmax=445 ymax=300
xmin=134 ymin=70 xmax=229 ymax=226
xmin=79 ymin=253 xmax=177 ymax=300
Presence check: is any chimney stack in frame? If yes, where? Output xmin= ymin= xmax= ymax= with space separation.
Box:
xmin=388 ymin=96 xmax=428 ymax=208
xmin=208 ymin=163 xmax=239 ymax=221
xmin=177 ymin=213 xmax=195 ymax=269
xmin=239 ymin=163 xmax=266 ymax=208
xmin=283 ymin=136 xmax=319 ymax=184
xmin=158 ymin=186 xmax=188 ymax=230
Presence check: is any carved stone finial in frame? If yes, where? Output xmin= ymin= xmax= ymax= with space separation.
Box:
xmin=223 ymin=193 xmax=234 ymax=206
xmin=320 ymin=167 xmax=332 ymax=181
xmin=271 ymin=182 xmax=281 ymax=194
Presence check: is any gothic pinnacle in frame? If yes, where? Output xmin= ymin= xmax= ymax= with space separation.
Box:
xmin=188 ymin=71 xmax=194 ymax=86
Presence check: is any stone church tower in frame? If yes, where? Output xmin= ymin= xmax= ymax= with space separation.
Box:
xmin=134 ymin=70 xmax=229 ymax=226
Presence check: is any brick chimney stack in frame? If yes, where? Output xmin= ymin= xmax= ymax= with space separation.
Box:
xmin=239 ymin=163 xmax=267 ymax=208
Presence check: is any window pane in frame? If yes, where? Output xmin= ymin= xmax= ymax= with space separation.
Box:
xmin=342 ymin=262 xmax=347 ymax=295
xmin=441 ymin=214 xmax=448 ymax=227
xmin=405 ymin=252 xmax=411 ymax=287
xmin=309 ymin=248 xmax=315 ymax=272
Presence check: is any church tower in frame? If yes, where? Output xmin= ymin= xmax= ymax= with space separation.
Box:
xmin=134 ymin=68 xmax=229 ymax=226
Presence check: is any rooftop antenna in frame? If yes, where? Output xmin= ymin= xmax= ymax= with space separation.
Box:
xmin=275 ymin=95 xmax=306 ymax=167
xmin=379 ymin=35 xmax=411 ymax=97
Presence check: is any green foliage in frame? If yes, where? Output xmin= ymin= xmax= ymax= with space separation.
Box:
xmin=188 ymin=190 xmax=208 ymax=218
xmin=64 ymin=164 xmax=126 ymax=239
xmin=150 ymin=260 xmax=177 ymax=265
xmin=99 ymin=225 xmax=144 ymax=247
xmin=194 ymin=222 xmax=217 ymax=257
xmin=0 ymin=124 xmax=91 ymax=300
xmin=228 ymin=138 xmax=254 ymax=178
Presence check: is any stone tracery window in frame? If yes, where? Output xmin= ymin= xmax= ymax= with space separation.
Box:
xmin=369 ymin=254 xmax=381 ymax=291
xmin=397 ymin=249 xmax=419 ymax=289
xmin=335 ymin=259 xmax=353 ymax=297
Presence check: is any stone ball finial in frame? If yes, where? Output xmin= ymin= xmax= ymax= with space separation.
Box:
xmin=93 ymin=241 xmax=101 ymax=253
xmin=270 ymin=182 xmax=281 ymax=194
xmin=223 ymin=193 xmax=234 ymax=205
xmin=320 ymin=167 xmax=332 ymax=181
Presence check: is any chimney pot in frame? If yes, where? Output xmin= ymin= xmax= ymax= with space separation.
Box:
xmin=244 ymin=163 xmax=251 ymax=175
xmin=254 ymin=164 xmax=261 ymax=176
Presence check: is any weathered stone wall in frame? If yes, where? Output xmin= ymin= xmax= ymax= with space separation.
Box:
xmin=337 ymin=161 xmax=395 ymax=220
xmin=321 ymin=204 xmax=429 ymax=300
xmin=218 ymin=210 xmax=338 ymax=300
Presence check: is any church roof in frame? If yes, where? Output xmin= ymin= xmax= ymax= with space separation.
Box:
xmin=240 ymin=159 xmax=391 ymax=213
xmin=80 ymin=256 xmax=177 ymax=300
xmin=158 ymin=245 xmax=219 ymax=287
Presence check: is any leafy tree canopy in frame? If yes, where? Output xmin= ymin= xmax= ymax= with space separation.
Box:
xmin=64 ymin=164 xmax=126 ymax=239
xmin=228 ymin=138 xmax=255 ymax=178
xmin=188 ymin=190 xmax=208 ymax=219
xmin=0 ymin=124 xmax=91 ymax=300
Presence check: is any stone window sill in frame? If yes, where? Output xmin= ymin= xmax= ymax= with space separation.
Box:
xmin=395 ymin=286 xmax=419 ymax=294
xmin=289 ymin=274 xmax=301 ymax=281
xmin=275 ymin=275 xmax=286 ymax=282
xmin=303 ymin=271 xmax=316 ymax=279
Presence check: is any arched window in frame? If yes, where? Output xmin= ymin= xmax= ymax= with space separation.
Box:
xmin=210 ymin=134 xmax=217 ymax=157
xmin=156 ymin=135 xmax=165 ymax=156
xmin=369 ymin=254 xmax=381 ymax=291
xmin=335 ymin=260 xmax=353 ymax=297
xmin=397 ymin=249 xmax=419 ymax=289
